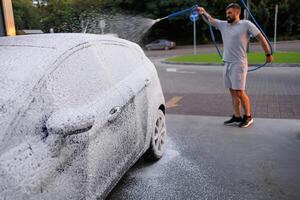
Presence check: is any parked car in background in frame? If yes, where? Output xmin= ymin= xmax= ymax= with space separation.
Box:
xmin=145 ymin=39 xmax=176 ymax=50
xmin=16 ymin=29 xmax=44 ymax=35
xmin=0 ymin=33 xmax=166 ymax=199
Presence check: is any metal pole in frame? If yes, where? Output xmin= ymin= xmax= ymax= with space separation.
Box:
xmin=83 ymin=20 xmax=89 ymax=34
xmin=274 ymin=4 xmax=278 ymax=52
xmin=193 ymin=20 xmax=197 ymax=55
xmin=247 ymin=0 xmax=250 ymax=13
xmin=100 ymin=20 xmax=106 ymax=35
xmin=246 ymin=0 xmax=250 ymax=53
xmin=1 ymin=0 xmax=16 ymax=36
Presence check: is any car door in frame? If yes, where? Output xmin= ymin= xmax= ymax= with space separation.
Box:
xmin=94 ymin=41 xmax=150 ymax=159
xmin=43 ymin=44 xmax=135 ymax=198
xmin=0 ymin=43 xmax=119 ymax=199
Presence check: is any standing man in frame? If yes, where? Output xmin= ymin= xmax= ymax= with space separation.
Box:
xmin=197 ymin=3 xmax=273 ymax=128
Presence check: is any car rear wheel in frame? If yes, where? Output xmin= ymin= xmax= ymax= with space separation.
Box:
xmin=145 ymin=109 xmax=166 ymax=161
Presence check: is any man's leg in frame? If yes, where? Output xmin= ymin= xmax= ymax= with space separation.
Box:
xmin=227 ymin=62 xmax=252 ymax=127
xmin=230 ymin=89 xmax=241 ymax=117
xmin=224 ymin=89 xmax=243 ymax=125
xmin=235 ymin=90 xmax=251 ymax=116
xmin=235 ymin=90 xmax=253 ymax=127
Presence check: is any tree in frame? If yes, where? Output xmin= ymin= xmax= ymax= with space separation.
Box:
xmin=38 ymin=0 xmax=105 ymax=33
xmin=12 ymin=0 xmax=42 ymax=30
xmin=39 ymin=0 xmax=79 ymax=33
xmin=12 ymin=0 xmax=299 ymax=42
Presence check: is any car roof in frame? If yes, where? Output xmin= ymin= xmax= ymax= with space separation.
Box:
xmin=0 ymin=33 xmax=138 ymax=53
xmin=0 ymin=33 xmax=142 ymax=92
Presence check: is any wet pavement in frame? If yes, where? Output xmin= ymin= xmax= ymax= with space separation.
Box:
xmin=107 ymin=115 xmax=300 ymax=200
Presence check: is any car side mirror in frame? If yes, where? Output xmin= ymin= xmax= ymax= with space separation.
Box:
xmin=46 ymin=109 xmax=95 ymax=157
xmin=46 ymin=109 xmax=95 ymax=136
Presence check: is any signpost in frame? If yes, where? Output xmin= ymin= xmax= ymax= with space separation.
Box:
xmin=246 ymin=0 xmax=250 ymax=52
xmin=274 ymin=4 xmax=278 ymax=52
xmin=190 ymin=11 xmax=199 ymax=55
xmin=99 ymin=20 xmax=106 ymax=34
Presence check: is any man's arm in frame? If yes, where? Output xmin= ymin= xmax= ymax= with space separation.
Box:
xmin=197 ymin=7 xmax=218 ymax=27
xmin=255 ymin=33 xmax=273 ymax=63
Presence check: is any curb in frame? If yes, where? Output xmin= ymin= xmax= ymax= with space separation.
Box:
xmin=162 ymin=61 xmax=223 ymax=66
xmin=162 ymin=60 xmax=300 ymax=67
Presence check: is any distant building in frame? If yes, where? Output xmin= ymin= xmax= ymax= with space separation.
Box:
xmin=0 ymin=0 xmax=16 ymax=36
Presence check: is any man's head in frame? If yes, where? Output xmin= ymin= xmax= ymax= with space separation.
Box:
xmin=226 ymin=3 xmax=241 ymax=23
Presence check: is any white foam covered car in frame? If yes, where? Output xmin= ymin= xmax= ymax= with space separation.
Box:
xmin=0 ymin=33 xmax=166 ymax=199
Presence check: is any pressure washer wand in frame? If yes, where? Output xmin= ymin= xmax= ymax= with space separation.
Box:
xmin=155 ymin=5 xmax=198 ymax=23
xmin=154 ymin=16 xmax=168 ymax=23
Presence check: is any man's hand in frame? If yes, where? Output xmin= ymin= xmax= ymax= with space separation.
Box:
xmin=197 ymin=7 xmax=218 ymax=27
xmin=197 ymin=7 xmax=206 ymax=15
xmin=266 ymin=54 xmax=273 ymax=63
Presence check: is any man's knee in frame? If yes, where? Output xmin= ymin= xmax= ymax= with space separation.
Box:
xmin=231 ymin=89 xmax=244 ymax=98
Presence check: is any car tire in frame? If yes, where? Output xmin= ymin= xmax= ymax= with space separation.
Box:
xmin=145 ymin=109 xmax=167 ymax=161
xmin=164 ymin=47 xmax=169 ymax=50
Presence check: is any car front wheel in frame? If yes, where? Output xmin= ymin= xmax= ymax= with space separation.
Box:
xmin=145 ymin=109 xmax=166 ymax=160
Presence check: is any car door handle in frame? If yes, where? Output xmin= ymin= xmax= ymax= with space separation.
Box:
xmin=108 ymin=106 xmax=122 ymax=122
xmin=145 ymin=78 xmax=151 ymax=87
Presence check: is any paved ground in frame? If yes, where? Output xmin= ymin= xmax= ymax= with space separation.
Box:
xmin=153 ymin=59 xmax=300 ymax=119
xmin=107 ymin=115 xmax=300 ymax=200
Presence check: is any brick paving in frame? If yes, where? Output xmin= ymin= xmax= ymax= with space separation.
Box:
xmin=164 ymin=93 xmax=300 ymax=119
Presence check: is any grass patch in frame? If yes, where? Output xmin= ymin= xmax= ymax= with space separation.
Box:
xmin=166 ymin=52 xmax=300 ymax=64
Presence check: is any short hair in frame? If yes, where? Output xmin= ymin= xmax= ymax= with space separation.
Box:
xmin=226 ymin=3 xmax=241 ymax=11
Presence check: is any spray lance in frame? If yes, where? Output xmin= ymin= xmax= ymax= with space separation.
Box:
xmin=154 ymin=5 xmax=199 ymax=23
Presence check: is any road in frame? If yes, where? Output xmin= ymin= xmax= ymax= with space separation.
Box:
xmin=144 ymin=40 xmax=300 ymax=57
xmin=106 ymin=44 xmax=300 ymax=200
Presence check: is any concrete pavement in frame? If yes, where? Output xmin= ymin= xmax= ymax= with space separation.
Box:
xmin=107 ymin=115 xmax=300 ymax=200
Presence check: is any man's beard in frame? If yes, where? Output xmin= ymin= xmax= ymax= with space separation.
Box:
xmin=227 ymin=16 xmax=235 ymax=23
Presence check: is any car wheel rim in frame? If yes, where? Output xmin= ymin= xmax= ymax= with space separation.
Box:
xmin=153 ymin=113 xmax=166 ymax=153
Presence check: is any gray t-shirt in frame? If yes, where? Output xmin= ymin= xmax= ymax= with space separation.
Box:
xmin=215 ymin=20 xmax=260 ymax=64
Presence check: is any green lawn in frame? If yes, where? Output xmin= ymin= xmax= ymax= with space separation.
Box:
xmin=166 ymin=52 xmax=300 ymax=64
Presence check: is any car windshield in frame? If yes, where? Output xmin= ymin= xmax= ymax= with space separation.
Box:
xmin=0 ymin=46 xmax=54 ymax=136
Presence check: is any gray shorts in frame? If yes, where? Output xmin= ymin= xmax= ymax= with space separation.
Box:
xmin=223 ymin=62 xmax=248 ymax=90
